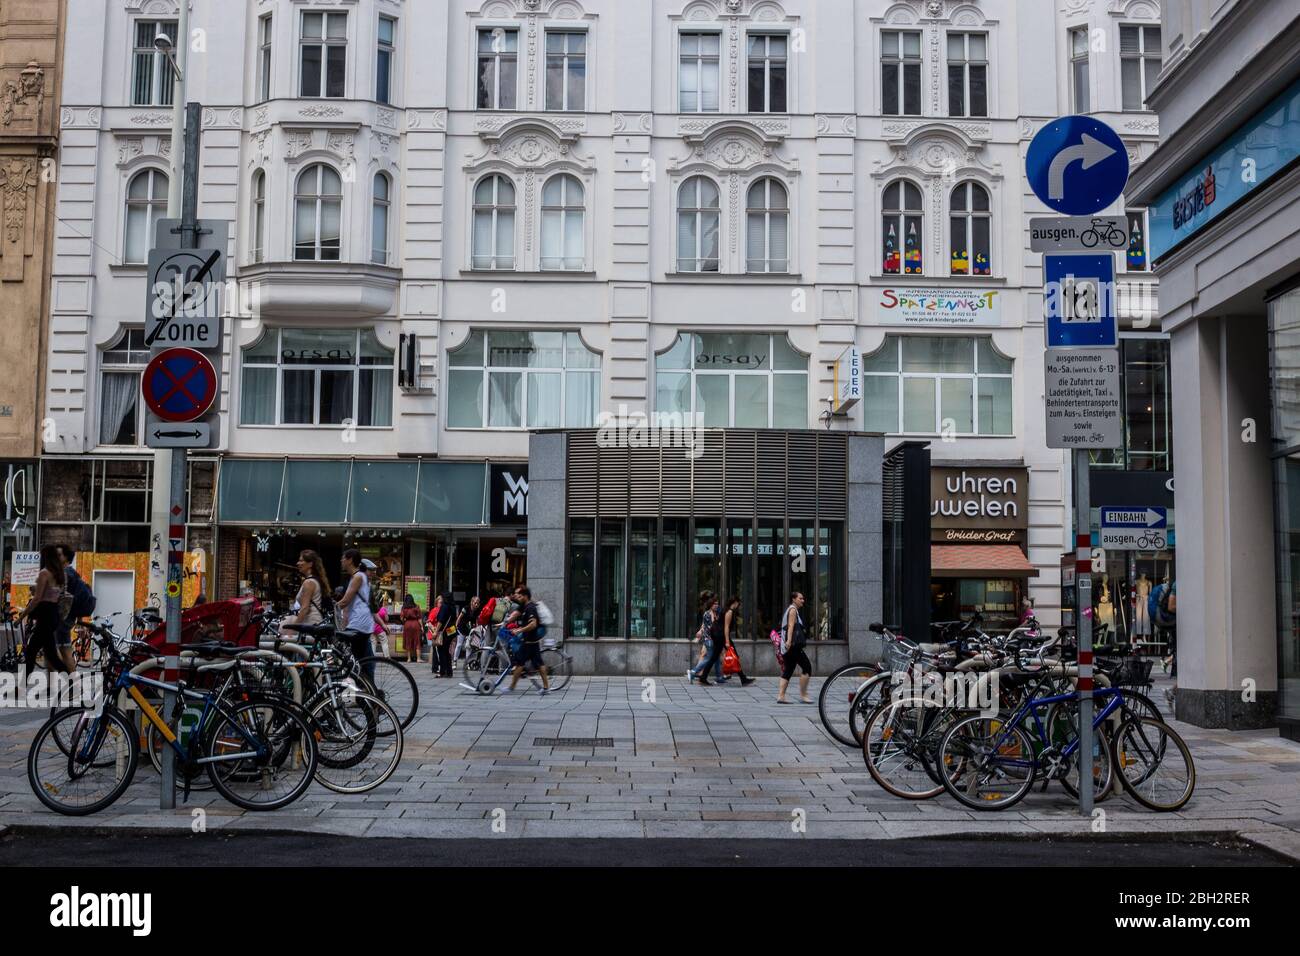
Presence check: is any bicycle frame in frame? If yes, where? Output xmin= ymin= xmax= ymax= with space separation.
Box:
xmin=983 ymin=685 xmax=1126 ymax=770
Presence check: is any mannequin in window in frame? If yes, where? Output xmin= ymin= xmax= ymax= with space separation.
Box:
xmin=1095 ymin=574 xmax=1115 ymax=634
xmin=1133 ymin=572 xmax=1152 ymax=639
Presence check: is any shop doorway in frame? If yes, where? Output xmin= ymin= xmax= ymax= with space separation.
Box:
xmin=93 ymin=569 xmax=135 ymax=628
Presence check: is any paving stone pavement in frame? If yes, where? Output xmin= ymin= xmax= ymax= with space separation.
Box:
xmin=2 ymin=670 xmax=1298 ymax=858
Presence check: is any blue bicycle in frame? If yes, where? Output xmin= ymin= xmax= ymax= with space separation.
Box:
xmin=935 ymin=680 xmax=1195 ymax=812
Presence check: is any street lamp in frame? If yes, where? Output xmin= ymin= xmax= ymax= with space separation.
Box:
xmin=153 ymin=32 xmax=184 ymax=80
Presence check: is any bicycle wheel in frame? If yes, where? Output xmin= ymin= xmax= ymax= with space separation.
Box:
xmin=28 ymin=706 xmax=138 ymax=816
xmin=846 ymin=672 xmax=893 ymax=746
xmin=938 ymin=715 xmax=1037 ymax=811
xmin=1112 ymin=716 xmax=1195 ymax=811
xmin=540 ymin=648 xmax=571 ymax=691
xmin=861 ymin=698 xmax=945 ymax=800
xmin=310 ymin=690 xmax=403 ymax=794
xmin=357 ymin=657 xmax=418 ymax=729
xmin=1046 ymin=700 xmax=1115 ymax=801
xmin=819 ymin=662 xmax=880 ymax=747
xmin=465 ymin=645 xmax=511 ymax=694
xmin=204 ymin=699 xmax=318 ymax=811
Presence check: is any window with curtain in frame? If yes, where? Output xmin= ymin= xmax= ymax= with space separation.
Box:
xmin=477 ymin=27 xmax=518 ymax=109
xmin=946 ymin=32 xmax=987 ymax=117
xmin=677 ymin=176 xmax=720 ymax=273
xmin=251 ymin=170 xmax=266 ymax=263
xmin=882 ymin=179 xmax=923 ymax=275
xmin=746 ymin=33 xmax=788 ymax=113
xmin=1120 ymin=24 xmax=1161 ymax=111
xmin=545 ymin=31 xmax=586 ymax=111
xmin=861 ymin=335 xmax=1013 ymax=436
xmin=131 ymin=19 xmax=178 ymax=106
xmin=654 ymin=332 xmax=807 ymax=428
xmin=746 ymin=178 xmax=788 ymax=273
xmin=294 ymin=164 xmax=342 ymax=261
xmin=881 ymin=30 xmax=922 ymax=115
xmin=679 ymin=33 xmax=720 ymax=112
xmin=1070 ymin=27 xmax=1090 ymax=113
xmin=949 ymin=181 xmax=991 ymax=276
xmin=540 ymin=174 xmax=584 ymax=270
xmin=471 ymin=174 xmax=515 ymax=270
xmin=124 ymin=168 xmax=168 ymax=264
xmin=300 ymin=10 xmax=347 ymax=97
xmin=447 ymin=329 xmax=599 ymax=429
xmin=372 ymin=173 xmax=391 ymax=265
xmin=257 ymin=15 xmax=273 ymax=102
xmin=376 ymin=16 xmax=396 ymax=104
xmin=99 ymin=329 xmax=149 ymax=446
xmin=240 ymin=328 xmax=394 ymax=427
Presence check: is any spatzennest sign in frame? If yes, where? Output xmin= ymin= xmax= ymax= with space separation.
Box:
xmin=875 ymin=288 xmax=1001 ymax=326
xmin=930 ymin=466 xmax=1029 ymax=543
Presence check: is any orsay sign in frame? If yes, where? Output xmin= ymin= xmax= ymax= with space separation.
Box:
xmin=930 ymin=466 xmax=1029 ymax=542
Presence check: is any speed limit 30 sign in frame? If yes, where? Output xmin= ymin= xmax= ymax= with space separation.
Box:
xmin=145 ymin=247 xmax=225 ymax=349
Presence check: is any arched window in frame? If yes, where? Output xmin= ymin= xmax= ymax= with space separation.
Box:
xmin=251 ymin=170 xmax=266 ymax=263
xmin=372 ymin=173 xmax=391 ymax=265
xmin=881 ymin=179 xmax=923 ymax=275
xmin=950 ymin=181 xmax=991 ymax=275
xmin=677 ymin=176 xmax=720 ymax=273
xmin=746 ymin=178 xmax=788 ymax=273
xmin=540 ymin=174 xmax=584 ymax=270
xmin=471 ymin=174 xmax=515 ymax=270
xmin=124 ymin=168 xmax=168 ymax=264
xmin=294 ymin=164 xmax=342 ymax=261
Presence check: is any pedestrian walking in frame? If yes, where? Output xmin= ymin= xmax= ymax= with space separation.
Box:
xmin=400 ymin=593 xmax=423 ymax=664
xmin=336 ymin=549 xmax=377 ymax=681
xmin=721 ymin=594 xmax=756 ymax=687
xmin=691 ymin=592 xmax=726 ymax=686
xmin=776 ymin=591 xmax=813 ymax=704
xmin=504 ymin=586 xmax=549 ymax=695
xmin=18 ymin=545 xmax=70 ymax=680
xmin=284 ymin=549 xmax=332 ymax=632
xmin=433 ymin=591 xmax=457 ymax=677
xmin=55 ymin=546 xmax=96 ymax=671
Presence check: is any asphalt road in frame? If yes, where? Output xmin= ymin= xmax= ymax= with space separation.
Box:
xmin=0 ymin=829 xmax=1284 ymax=867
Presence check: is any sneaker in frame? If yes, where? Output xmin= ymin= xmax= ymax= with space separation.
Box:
xmin=686 ymin=670 xmax=696 ymax=681
xmin=717 ymin=676 xmax=730 ymax=683
xmin=697 ymin=677 xmax=712 ymax=686
xmin=740 ymin=677 xmax=755 ymax=687
xmin=539 ymin=688 xmax=548 ymax=697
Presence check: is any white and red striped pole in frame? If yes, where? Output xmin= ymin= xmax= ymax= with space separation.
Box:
xmin=1074 ymin=449 xmax=1095 ymax=816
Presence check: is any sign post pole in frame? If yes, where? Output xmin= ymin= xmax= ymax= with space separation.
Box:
xmin=158 ymin=102 xmax=202 ymax=810
xmin=1075 ymin=448 xmax=1094 ymax=817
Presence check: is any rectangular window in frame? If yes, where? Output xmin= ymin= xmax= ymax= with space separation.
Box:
xmin=257 ymin=15 xmax=273 ymax=102
xmin=946 ymin=32 xmax=987 ymax=117
xmin=654 ymin=332 xmax=808 ymax=428
xmin=300 ymin=11 xmax=347 ymax=98
xmin=447 ymin=330 xmax=599 ymax=429
xmin=746 ymin=33 xmax=787 ymax=113
xmin=477 ymin=27 xmax=518 ymax=109
xmin=1070 ymin=27 xmax=1090 ymax=113
xmin=545 ymin=31 xmax=586 ymax=111
xmin=376 ymin=16 xmax=396 ymax=104
xmin=882 ymin=30 xmax=922 ymax=116
xmin=131 ymin=19 xmax=178 ymax=106
xmin=239 ymin=328 xmax=393 ymax=427
xmin=1120 ymin=24 xmax=1161 ymax=111
xmin=679 ymin=32 xmax=721 ymax=113
xmin=862 ymin=335 xmax=1013 ymax=436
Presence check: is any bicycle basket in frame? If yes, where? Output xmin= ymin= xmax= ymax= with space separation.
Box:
xmin=881 ymin=638 xmax=914 ymax=673
xmin=1113 ymin=657 xmax=1154 ymax=687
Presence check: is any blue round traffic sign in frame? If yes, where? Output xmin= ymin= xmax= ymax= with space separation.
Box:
xmin=142 ymin=348 xmax=217 ymax=423
xmin=1026 ymin=116 xmax=1129 ymax=215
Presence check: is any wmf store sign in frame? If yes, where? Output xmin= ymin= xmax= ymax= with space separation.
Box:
xmin=490 ymin=463 xmax=529 ymax=525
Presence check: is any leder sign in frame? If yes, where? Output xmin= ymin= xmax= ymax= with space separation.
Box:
xmin=930 ymin=466 xmax=1029 ymax=543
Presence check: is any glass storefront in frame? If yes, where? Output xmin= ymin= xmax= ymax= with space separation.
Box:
xmin=1270 ymin=286 xmax=1300 ymax=730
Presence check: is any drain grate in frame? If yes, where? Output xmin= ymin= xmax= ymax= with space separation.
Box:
xmin=533 ymin=737 xmax=614 ymax=748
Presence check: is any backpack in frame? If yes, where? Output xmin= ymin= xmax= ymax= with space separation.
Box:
xmin=1147 ymin=584 xmax=1165 ymax=625
xmin=308 ymin=579 xmax=336 ymax=626
xmin=491 ymin=599 xmax=509 ymax=625
xmin=1157 ymin=584 xmax=1176 ymax=626
xmin=535 ymin=600 xmax=554 ymax=626
xmin=365 ymin=576 xmax=381 ymax=615
xmin=66 ymin=570 xmax=96 ymax=621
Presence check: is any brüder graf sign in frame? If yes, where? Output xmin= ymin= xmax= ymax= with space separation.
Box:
xmin=930 ymin=466 xmax=1029 ymax=543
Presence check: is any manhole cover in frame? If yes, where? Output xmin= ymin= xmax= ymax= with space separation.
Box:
xmin=533 ymin=737 xmax=614 ymax=748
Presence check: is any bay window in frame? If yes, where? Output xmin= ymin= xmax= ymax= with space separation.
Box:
xmin=862 ymin=335 xmax=1013 ymax=436
xmin=300 ymin=11 xmax=347 ymax=98
xmin=447 ymin=330 xmax=600 ymax=429
xmin=240 ymin=329 xmax=394 ymax=427
xmin=655 ymin=332 xmax=808 ymax=428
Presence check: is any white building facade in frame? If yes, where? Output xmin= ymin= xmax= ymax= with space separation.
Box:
xmin=43 ymin=0 xmax=1163 ymax=643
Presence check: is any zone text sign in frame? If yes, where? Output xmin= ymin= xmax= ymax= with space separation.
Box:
xmin=1044 ymin=347 xmax=1122 ymax=449
xmin=145 ymin=247 xmax=225 ymax=349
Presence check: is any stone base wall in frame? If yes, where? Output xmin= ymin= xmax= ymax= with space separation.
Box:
xmin=1175 ymin=688 xmax=1277 ymax=731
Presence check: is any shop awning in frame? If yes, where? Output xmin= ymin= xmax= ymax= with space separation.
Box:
xmin=931 ymin=544 xmax=1039 ymax=578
